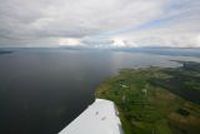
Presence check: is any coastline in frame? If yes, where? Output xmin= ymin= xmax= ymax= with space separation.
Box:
xmin=95 ymin=62 xmax=200 ymax=134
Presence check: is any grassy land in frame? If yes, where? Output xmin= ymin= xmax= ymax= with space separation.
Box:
xmin=95 ymin=62 xmax=200 ymax=134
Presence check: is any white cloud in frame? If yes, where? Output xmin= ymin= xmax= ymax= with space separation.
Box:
xmin=58 ymin=38 xmax=80 ymax=46
xmin=0 ymin=0 xmax=199 ymax=48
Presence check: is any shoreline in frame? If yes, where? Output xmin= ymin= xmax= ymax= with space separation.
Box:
xmin=95 ymin=62 xmax=200 ymax=134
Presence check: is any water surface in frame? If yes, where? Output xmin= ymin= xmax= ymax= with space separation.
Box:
xmin=0 ymin=48 xmax=200 ymax=134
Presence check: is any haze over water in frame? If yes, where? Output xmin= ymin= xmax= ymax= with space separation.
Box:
xmin=0 ymin=48 xmax=200 ymax=134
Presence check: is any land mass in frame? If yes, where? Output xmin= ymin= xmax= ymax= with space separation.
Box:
xmin=95 ymin=61 xmax=200 ymax=134
xmin=0 ymin=50 xmax=13 ymax=55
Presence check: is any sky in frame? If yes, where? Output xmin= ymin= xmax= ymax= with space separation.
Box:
xmin=0 ymin=0 xmax=200 ymax=48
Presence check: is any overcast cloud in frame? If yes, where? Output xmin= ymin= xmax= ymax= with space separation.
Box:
xmin=0 ymin=0 xmax=199 ymax=48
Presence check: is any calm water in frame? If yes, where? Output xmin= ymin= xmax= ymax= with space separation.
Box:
xmin=0 ymin=48 xmax=200 ymax=134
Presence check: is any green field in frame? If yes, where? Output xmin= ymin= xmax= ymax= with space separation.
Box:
xmin=95 ymin=62 xmax=200 ymax=134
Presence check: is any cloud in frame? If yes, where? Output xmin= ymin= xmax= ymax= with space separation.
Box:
xmin=0 ymin=0 xmax=199 ymax=48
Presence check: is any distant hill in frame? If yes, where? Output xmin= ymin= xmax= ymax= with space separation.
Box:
xmin=113 ymin=47 xmax=200 ymax=57
xmin=0 ymin=50 xmax=13 ymax=55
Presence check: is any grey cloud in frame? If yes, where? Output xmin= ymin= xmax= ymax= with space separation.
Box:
xmin=0 ymin=0 xmax=166 ymax=46
xmin=0 ymin=0 xmax=199 ymax=47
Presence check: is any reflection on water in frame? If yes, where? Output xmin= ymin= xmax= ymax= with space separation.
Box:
xmin=0 ymin=49 xmax=200 ymax=134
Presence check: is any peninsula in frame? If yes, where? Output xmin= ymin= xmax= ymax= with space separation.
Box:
xmin=96 ymin=61 xmax=200 ymax=134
